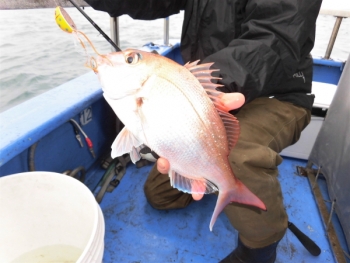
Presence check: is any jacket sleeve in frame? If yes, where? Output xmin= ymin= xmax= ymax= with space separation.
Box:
xmin=85 ymin=0 xmax=186 ymax=19
xmin=203 ymin=0 xmax=322 ymax=102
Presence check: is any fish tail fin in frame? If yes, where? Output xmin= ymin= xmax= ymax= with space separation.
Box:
xmin=209 ymin=181 xmax=266 ymax=231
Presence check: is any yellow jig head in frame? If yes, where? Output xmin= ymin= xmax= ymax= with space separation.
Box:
xmin=55 ymin=6 xmax=77 ymax=33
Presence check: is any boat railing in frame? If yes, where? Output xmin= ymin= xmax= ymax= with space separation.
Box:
xmin=109 ymin=16 xmax=172 ymax=52
xmin=0 ymin=72 xmax=101 ymax=167
xmin=108 ymin=5 xmax=350 ymax=58
xmin=319 ymin=6 xmax=350 ymax=59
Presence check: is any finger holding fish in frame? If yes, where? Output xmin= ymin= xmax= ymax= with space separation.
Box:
xmin=218 ymin=93 xmax=245 ymax=111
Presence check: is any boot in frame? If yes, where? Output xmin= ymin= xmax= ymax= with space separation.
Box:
xmin=219 ymin=237 xmax=280 ymax=263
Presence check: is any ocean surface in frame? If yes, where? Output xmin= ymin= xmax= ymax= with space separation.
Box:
xmin=0 ymin=7 xmax=349 ymax=113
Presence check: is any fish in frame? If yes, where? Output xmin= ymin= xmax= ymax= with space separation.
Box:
xmin=92 ymin=49 xmax=266 ymax=230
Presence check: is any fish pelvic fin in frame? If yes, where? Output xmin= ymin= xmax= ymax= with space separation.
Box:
xmin=185 ymin=61 xmax=240 ymax=150
xmin=169 ymin=169 xmax=218 ymax=194
xmin=209 ymin=180 xmax=266 ymax=231
xmin=111 ymin=127 xmax=143 ymax=162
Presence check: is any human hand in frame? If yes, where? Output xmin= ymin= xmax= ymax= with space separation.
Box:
xmin=157 ymin=92 xmax=245 ymax=201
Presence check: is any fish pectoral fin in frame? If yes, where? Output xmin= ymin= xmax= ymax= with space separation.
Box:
xmin=111 ymin=127 xmax=143 ymax=162
xmin=168 ymin=169 xmax=218 ymax=194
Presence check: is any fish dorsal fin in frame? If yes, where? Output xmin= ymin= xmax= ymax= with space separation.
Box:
xmin=185 ymin=60 xmax=240 ymax=150
xmin=168 ymin=169 xmax=218 ymax=194
xmin=185 ymin=61 xmax=224 ymax=94
xmin=216 ymin=109 xmax=240 ymax=149
xmin=111 ymin=127 xmax=143 ymax=162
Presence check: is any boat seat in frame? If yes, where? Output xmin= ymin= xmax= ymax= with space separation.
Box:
xmin=280 ymin=81 xmax=337 ymax=159
xmin=312 ymin=81 xmax=337 ymax=109
xmin=320 ymin=1 xmax=350 ymax=17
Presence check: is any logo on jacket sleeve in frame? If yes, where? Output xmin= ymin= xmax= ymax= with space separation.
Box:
xmin=293 ymin=71 xmax=305 ymax=83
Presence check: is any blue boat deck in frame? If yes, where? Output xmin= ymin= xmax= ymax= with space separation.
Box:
xmin=97 ymin=157 xmax=341 ymax=263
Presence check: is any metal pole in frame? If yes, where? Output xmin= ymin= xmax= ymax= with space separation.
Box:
xmin=164 ymin=17 xmax=170 ymax=46
xmin=326 ymin=200 xmax=336 ymax=231
xmin=110 ymin=17 xmax=120 ymax=52
xmin=306 ymin=168 xmax=347 ymax=263
xmin=324 ymin=17 xmax=343 ymax=59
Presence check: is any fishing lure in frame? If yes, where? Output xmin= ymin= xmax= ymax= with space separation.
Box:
xmin=54 ymin=6 xmax=113 ymax=71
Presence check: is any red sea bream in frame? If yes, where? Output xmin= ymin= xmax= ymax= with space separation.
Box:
xmin=92 ymin=49 xmax=266 ymax=230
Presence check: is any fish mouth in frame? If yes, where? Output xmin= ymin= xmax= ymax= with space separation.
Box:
xmin=86 ymin=56 xmax=99 ymax=73
xmin=85 ymin=54 xmax=115 ymax=74
xmin=96 ymin=54 xmax=114 ymax=65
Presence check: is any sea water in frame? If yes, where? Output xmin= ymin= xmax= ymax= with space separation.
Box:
xmin=0 ymin=7 xmax=349 ymax=113
xmin=0 ymin=7 xmax=183 ymax=113
xmin=11 ymin=244 xmax=82 ymax=263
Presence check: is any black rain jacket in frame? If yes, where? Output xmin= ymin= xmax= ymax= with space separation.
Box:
xmin=85 ymin=0 xmax=322 ymax=110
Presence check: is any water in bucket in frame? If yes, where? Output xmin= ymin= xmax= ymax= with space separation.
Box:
xmin=11 ymin=245 xmax=82 ymax=263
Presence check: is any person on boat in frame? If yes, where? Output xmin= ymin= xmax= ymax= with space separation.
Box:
xmin=85 ymin=0 xmax=322 ymax=262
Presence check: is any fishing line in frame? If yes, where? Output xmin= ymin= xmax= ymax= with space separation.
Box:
xmin=55 ymin=5 xmax=114 ymax=71
xmin=66 ymin=0 xmax=121 ymax=51
xmin=74 ymin=29 xmax=114 ymax=69
xmin=52 ymin=0 xmax=59 ymax=7
xmin=53 ymin=0 xmax=121 ymax=51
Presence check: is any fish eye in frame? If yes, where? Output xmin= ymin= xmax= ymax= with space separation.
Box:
xmin=127 ymin=56 xmax=134 ymax=63
xmin=125 ymin=52 xmax=142 ymax=65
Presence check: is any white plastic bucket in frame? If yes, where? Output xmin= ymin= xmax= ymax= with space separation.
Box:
xmin=0 ymin=171 xmax=105 ymax=263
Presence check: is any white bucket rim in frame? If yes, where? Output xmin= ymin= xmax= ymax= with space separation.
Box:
xmin=0 ymin=171 xmax=101 ymax=261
